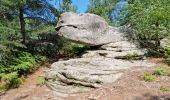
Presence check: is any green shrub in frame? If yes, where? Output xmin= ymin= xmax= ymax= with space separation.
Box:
xmin=36 ymin=76 xmax=46 ymax=86
xmin=146 ymin=48 xmax=165 ymax=57
xmin=34 ymin=55 xmax=47 ymax=63
xmin=143 ymin=72 xmax=156 ymax=82
xmin=0 ymin=51 xmax=47 ymax=90
xmin=166 ymin=57 xmax=170 ymax=66
xmin=0 ymin=72 xmax=22 ymax=89
xmin=154 ymin=66 xmax=170 ymax=76
xmin=161 ymin=66 xmax=170 ymax=76
xmin=124 ymin=0 xmax=170 ymax=50
xmin=87 ymin=0 xmax=116 ymax=25
xmin=160 ymin=86 xmax=169 ymax=92
xmin=62 ymin=42 xmax=89 ymax=57
xmin=164 ymin=48 xmax=170 ymax=65
xmin=154 ymin=67 xmax=166 ymax=76
xmin=165 ymin=48 xmax=170 ymax=55
xmin=69 ymin=43 xmax=89 ymax=56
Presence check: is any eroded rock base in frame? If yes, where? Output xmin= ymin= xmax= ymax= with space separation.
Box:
xmin=46 ymin=40 xmax=154 ymax=94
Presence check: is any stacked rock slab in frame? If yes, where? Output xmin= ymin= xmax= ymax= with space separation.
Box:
xmin=45 ymin=12 xmax=154 ymax=94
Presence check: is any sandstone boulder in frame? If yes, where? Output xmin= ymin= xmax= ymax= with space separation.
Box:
xmin=55 ymin=12 xmax=124 ymax=46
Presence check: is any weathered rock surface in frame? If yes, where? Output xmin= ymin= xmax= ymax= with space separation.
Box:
xmin=46 ymin=12 xmax=155 ymax=95
xmin=46 ymin=41 xmax=154 ymax=94
xmin=55 ymin=12 xmax=124 ymax=46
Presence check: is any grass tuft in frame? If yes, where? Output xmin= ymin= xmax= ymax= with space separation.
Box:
xmin=160 ymin=86 xmax=169 ymax=92
xmin=143 ymin=72 xmax=156 ymax=82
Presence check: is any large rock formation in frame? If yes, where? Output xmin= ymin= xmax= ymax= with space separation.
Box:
xmin=45 ymin=41 xmax=154 ymax=95
xmin=45 ymin=12 xmax=155 ymax=95
xmin=55 ymin=12 xmax=124 ymax=46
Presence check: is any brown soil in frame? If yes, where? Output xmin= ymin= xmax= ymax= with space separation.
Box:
xmin=1 ymin=58 xmax=170 ymax=100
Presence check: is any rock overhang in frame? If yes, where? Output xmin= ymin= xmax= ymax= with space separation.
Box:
xmin=55 ymin=12 xmax=124 ymax=46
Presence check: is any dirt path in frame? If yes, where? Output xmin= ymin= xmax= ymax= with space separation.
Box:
xmin=1 ymin=59 xmax=170 ymax=100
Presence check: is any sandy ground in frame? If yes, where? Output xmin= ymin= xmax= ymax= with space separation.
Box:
xmin=1 ymin=58 xmax=170 ymax=100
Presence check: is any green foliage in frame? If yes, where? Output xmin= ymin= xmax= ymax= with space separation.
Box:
xmin=164 ymin=47 xmax=170 ymax=65
xmin=61 ymin=42 xmax=89 ymax=57
xmin=59 ymin=0 xmax=77 ymax=13
xmin=0 ymin=25 xmax=24 ymax=66
xmin=160 ymin=86 xmax=169 ymax=92
xmin=124 ymin=0 xmax=170 ymax=50
xmin=143 ymin=72 xmax=155 ymax=82
xmin=87 ymin=0 xmax=117 ymax=24
xmin=154 ymin=67 xmax=165 ymax=76
xmin=30 ymin=25 xmax=55 ymax=38
xmin=36 ymin=76 xmax=46 ymax=86
xmin=0 ymin=21 xmax=47 ymax=89
xmin=69 ymin=43 xmax=89 ymax=56
xmin=145 ymin=48 xmax=164 ymax=57
xmin=155 ymin=66 xmax=170 ymax=76
xmin=0 ymin=51 xmax=47 ymax=90
xmin=165 ymin=48 xmax=170 ymax=55
xmin=0 ymin=0 xmax=78 ymax=90
xmin=0 ymin=72 xmax=22 ymax=89
xmin=25 ymin=25 xmax=60 ymax=57
xmin=34 ymin=55 xmax=47 ymax=63
xmin=166 ymin=57 xmax=170 ymax=66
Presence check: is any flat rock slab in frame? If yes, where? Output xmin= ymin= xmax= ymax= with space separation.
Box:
xmin=45 ymin=41 xmax=154 ymax=94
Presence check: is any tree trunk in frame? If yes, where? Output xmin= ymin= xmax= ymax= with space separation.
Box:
xmin=19 ymin=7 xmax=26 ymax=43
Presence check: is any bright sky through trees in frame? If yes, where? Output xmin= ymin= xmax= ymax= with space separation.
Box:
xmin=72 ymin=0 xmax=89 ymax=13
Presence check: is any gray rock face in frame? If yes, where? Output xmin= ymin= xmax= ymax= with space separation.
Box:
xmin=46 ymin=12 xmax=155 ymax=95
xmin=55 ymin=12 xmax=124 ymax=46
xmin=45 ymin=41 xmax=154 ymax=94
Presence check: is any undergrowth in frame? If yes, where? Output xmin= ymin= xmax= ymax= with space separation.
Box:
xmin=36 ymin=76 xmax=46 ymax=86
xmin=165 ymin=47 xmax=170 ymax=65
xmin=154 ymin=66 xmax=170 ymax=76
xmin=143 ymin=65 xmax=170 ymax=82
xmin=0 ymin=51 xmax=47 ymax=90
xmin=143 ymin=72 xmax=155 ymax=82
xmin=0 ymin=41 xmax=88 ymax=90
xmin=160 ymin=86 xmax=169 ymax=92
xmin=61 ymin=42 xmax=89 ymax=58
xmin=154 ymin=67 xmax=166 ymax=76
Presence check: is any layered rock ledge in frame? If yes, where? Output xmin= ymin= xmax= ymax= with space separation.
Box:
xmin=45 ymin=12 xmax=155 ymax=94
